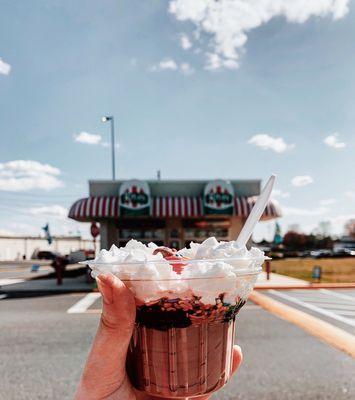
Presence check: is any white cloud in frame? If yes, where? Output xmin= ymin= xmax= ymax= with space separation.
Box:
xmin=29 ymin=205 xmax=68 ymax=219
xmin=151 ymin=59 xmax=194 ymax=75
xmin=0 ymin=58 xmax=11 ymax=75
xmin=272 ymin=189 xmax=290 ymax=199
xmin=152 ymin=58 xmax=178 ymax=71
xmin=0 ymin=160 xmax=64 ymax=192
xmin=205 ymin=53 xmax=239 ymax=70
xmin=324 ymin=132 xmax=346 ymax=149
xmin=248 ymin=134 xmax=294 ymax=153
xmin=5 ymin=218 xmax=91 ymax=238
xmin=169 ymin=0 xmax=350 ymax=69
xmin=180 ymin=33 xmax=192 ymax=50
xmin=291 ymin=175 xmax=314 ymax=187
xmin=320 ymin=198 xmax=337 ymax=206
xmin=74 ymin=131 xmax=102 ymax=145
xmin=282 ymin=206 xmax=329 ymax=217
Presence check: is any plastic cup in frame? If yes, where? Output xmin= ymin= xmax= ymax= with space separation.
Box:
xmin=88 ymin=257 xmax=263 ymax=399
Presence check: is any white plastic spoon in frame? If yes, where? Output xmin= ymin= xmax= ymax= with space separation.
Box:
xmin=236 ymin=174 xmax=276 ymax=248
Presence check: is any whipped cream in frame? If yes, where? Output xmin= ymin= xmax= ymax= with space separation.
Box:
xmin=88 ymin=238 xmax=265 ymax=303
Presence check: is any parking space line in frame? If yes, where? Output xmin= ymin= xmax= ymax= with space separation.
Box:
xmin=67 ymin=293 xmax=101 ymax=314
xmin=319 ymin=289 xmax=355 ymax=303
xmin=333 ymin=310 xmax=355 ymax=316
xmin=295 ymin=302 xmax=355 ymax=310
xmin=269 ymin=290 xmax=355 ymax=328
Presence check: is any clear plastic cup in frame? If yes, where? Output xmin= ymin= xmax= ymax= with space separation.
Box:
xmin=88 ymin=257 xmax=263 ymax=399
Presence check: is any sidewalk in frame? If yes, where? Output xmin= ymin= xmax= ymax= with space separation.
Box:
xmin=255 ymin=271 xmax=308 ymax=288
xmin=255 ymin=271 xmax=355 ymax=289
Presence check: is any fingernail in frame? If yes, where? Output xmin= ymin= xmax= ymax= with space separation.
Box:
xmin=97 ymin=274 xmax=114 ymax=305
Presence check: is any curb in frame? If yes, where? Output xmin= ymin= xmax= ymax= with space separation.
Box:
xmin=249 ymin=291 xmax=355 ymax=359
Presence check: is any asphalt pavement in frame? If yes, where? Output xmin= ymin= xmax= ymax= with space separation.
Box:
xmin=1 ymin=293 xmax=354 ymax=400
xmin=264 ymin=288 xmax=355 ymax=335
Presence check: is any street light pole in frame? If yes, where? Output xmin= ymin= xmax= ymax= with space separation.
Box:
xmin=101 ymin=116 xmax=116 ymax=180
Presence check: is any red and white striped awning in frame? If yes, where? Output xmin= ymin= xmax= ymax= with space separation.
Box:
xmin=69 ymin=196 xmax=120 ymax=221
xmin=152 ymin=197 xmax=203 ymax=217
xmin=234 ymin=196 xmax=280 ymax=218
xmin=68 ymin=196 xmax=281 ymax=221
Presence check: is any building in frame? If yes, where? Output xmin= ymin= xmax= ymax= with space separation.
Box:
xmin=0 ymin=235 xmax=94 ymax=261
xmin=68 ymin=179 xmax=280 ymax=250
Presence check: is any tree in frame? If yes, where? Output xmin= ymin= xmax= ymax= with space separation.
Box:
xmin=345 ymin=219 xmax=355 ymax=238
xmin=283 ymin=231 xmax=307 ymax=249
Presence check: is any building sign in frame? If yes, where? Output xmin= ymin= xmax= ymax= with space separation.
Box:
xmin=204 ymin=180 xmax=234 ymax=215
xmin=119 ymin=180 xmax=150 ymax=216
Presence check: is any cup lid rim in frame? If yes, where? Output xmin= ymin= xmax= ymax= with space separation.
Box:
xmin=80 ymin=256 xmax=268 ymax=267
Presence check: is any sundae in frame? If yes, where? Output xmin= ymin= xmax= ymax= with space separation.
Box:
xmin=88 ymin=237 xmax=265 ymax=398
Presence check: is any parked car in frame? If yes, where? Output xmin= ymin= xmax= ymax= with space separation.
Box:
xmin=68 ymin=249 xmax=95 ymax=264
xmin=36 ymin=250 xmax=60 ymax=260
xmin=300 ymin=250 xmax=312 ymax=258
xmin=310 ymin=249 xmax=332 ymax=259
xmin=333 ymin=248 xmax=355 ymax=257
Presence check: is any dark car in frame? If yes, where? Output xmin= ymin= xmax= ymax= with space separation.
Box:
xmin=36 ymin=251 xmax=59 ymax=260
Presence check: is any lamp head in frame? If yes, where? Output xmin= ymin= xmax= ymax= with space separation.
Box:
xmin=101 ymin=116 xmax=112 ymax=122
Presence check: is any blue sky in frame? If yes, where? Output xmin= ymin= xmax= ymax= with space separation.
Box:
xmin=0 ymin=0 xmax=354 ymax=240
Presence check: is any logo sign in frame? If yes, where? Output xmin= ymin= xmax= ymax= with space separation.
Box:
xmin=204 ymin=180 xmax=234 ymax=215
xmin=119 ymin=180 xmax=150 ymax=215
xmin=90 ymin=222 xmax=100 ymax=238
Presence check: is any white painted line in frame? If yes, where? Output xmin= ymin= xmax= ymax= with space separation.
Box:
xmin=291 ymin=297 xmax=354 ymax=306
xmin=320 ymin=289 xmax=355 ymax=303
xmin=269 ymin=290 xmax=355 ymax=328
xmin=67 ymin=293 xmax=101 ymax=314
xmin=295 ymin=296 xmax=355 ymax=310
xmin=0 ymin=279 xmax=25 ymax=286
xmin=333 ymin=310 xmax=355 ymax=317
xmin=315 ymin=304 xmax=355 ymax=311
xmin=0 ymin=294 xmax=7 ymax=300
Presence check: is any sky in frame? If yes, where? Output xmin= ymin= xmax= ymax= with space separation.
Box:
xmin=0 ymin=0 xmax=354 ymax=241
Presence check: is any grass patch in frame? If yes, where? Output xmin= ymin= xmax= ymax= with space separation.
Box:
xmin=270 ymin=257 xmax=355 ymax=283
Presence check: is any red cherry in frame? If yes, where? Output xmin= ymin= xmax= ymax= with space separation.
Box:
xmin=165 ymin=254 xmax=187 ymax=274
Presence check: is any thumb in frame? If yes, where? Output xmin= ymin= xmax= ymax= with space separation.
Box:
xmin=97 ymin=273 xmax=136 ymax=336
xmin=231 ymin=345 xmax=243 ymax=375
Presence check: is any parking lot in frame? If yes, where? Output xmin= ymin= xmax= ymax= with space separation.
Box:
xmin=1 ymin=289 xmax=354 ymax=400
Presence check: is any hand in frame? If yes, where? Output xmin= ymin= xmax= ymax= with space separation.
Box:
xmin=75 ymin=274 xmax=243 ymax=400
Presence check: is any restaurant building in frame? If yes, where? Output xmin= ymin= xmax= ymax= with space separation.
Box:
xmin=68 ymin=179 xmax=281 ymax=250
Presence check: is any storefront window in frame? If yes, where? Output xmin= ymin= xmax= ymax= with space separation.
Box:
xmin=170 ymin=229 xmax=179 ymax=238
xmin=119 ymin=229 xmax=164 ymax=240
xmin=184 ymin=228 xmax=229 ymax=241
xmin=170 ymin=240 xmax=180 ymax=250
